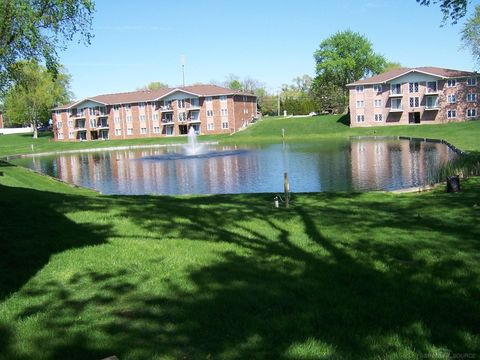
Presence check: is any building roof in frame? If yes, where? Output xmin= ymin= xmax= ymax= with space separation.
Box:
xmin=53 ymin=85 xmax=255 ymax=110
xmin=347 ymin=66 xmax=477 ymax=87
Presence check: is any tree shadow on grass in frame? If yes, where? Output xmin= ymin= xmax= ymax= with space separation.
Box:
xmin=336 ymin=114 xmax=350 ymax=126
xmin=1 ymin=186 xmax=478 ymax=359
xmin=0 ymin=184 xmax=111 ymax=300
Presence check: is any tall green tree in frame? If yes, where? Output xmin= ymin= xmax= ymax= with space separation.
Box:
xmin=312 ymin=30 xmax=388 ymax=113
xmin=417 ymin=0 xmax=468 ymax=24
xmin=461 ymin=5 xmax=480 ymax=66
xmin=0 ymin=0 xmax=95 ymax=92
xmin=4 ymin=61 xmax=71 ymax=138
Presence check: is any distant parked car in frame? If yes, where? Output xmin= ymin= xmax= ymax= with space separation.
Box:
xmin=37 ymin=126 xmax=49 ymax=132
xmin=308 ymin=112 xmax=317 ymax=116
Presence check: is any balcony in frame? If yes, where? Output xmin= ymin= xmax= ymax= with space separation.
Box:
xmin=160 ymin=105 xmax=173 ymax=112
xmin=425 ymin=89 xmax=439 ymax=95
xmin=187 ymin=116 xmax=201 ymax=123
xmin=389 ymin=106 xmax=403 ymax=112
xmin=75 ymin=120 xmax=86 ymax=129
xmin=424 ymin=105 xmax=440 ymax=111
xmin=95 ymin=119 xmax=109 ymax=129
xmin=389 ymin=91 xmax=403 ymax=97
xmin=161 ymin=118 xmax=174 ymax=124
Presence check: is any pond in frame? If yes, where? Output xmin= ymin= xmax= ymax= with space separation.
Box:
xmin=10 ymin=138 xmax=457 ymax=195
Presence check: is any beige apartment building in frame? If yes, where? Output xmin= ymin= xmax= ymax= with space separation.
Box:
xmin=347 ymin=67 xmax=479 ymax=127
xmin=52 ymin=85 xmax=257 ymax=141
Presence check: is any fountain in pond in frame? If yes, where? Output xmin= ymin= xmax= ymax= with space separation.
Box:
xmin=140 ymin=126 xmax=249 ymax=161
xmin=184 ymin=126 xmax=206 ymax=156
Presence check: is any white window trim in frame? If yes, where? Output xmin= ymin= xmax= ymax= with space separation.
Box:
xmin=356 ymin=85 xmax=364 ymax=93
xmin=447 ymin=109 xmax=457 ymax=119
xmin=447 ymin=79 xmax=457 ymax=88
xmin=467 ymin=78 xmax=477 ymax=86
xmin=467 ymin=108 xmax=477 ymax=118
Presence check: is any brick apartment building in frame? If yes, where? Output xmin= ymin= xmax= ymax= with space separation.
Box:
xmin=347 ymin=67 xmax=479 ymax=127
xmin=0 ymin=111 xmax=3 ymax=129
xmin=52 ymin=85 xmax=257 ymax=141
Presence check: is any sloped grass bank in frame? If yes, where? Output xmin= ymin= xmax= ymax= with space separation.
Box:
xmin=0 ymin=164 xmax=479 ymax=359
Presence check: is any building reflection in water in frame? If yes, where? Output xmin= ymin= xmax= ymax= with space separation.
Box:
xmin=20 ymin=140 xmax=457 ymax=195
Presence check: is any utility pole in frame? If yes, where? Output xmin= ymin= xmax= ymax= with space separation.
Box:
xmin=180 ymin=55 xmax=185 ymax=87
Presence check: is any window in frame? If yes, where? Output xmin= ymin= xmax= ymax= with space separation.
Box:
xmin=356 ymin=115 xmax=365 ymax=123
xmin=125 ymin=104 xmax=131 ymax=111
xmin=467 ymin=108 xmax=477 ymax=117
xmin=153 ymin=126 xmax=160 ymax=134
xmin=447 ymin=79 xmax=456 ymax=87
xmin=140 ymin=114 xmax=146 ymax=122
xmin=467 ymin=78 xmax=477 ymax=86
xmin=139 ymin=102 xmax=145 ymax=108
xmin=222 ymin=121 xmax=229 ymax=129
xmin=426 ymin=96 xmax=439 ymax=108
xmin=126 ymin=115 xmax=132 ymax=123
xmin=243 ymin=108 xmax=249 ymax=114
xmin=205 ymin=96 xmax=212 ymax=103
xmin=221 ymin=108 xmax=228 ymax=116
xmin=373 ymin=84 xmax=382 ymax=93
xmin=68 ymin=120 xmax=73 ymax=128
xmin=113 ymin=105 xmax=120 ymax=111
xmin=409 ymin=82 xmax=419 ymax=93
xmin=374 ymin=114 xmax=383 ymax=122
xmin=151 ymin=102 xmax=157 ymax=109
xmin=447 ymin=94 xmax=456 ymax=104
xmin=426 ymin=81 xmax=437 ymax=93
xmin=140 ymin=127 xmax=147 ymax=134
xmin=89 ymin=118 xmax=96 ymax=128
xmin=57 ymin=120 xmax=63 ymax=128
xmin=115 ymin=129 xmax=122 ymax=136
xmin=447 ymin=109 xmax=456 ymax=119
xmin=220 ymin=95 xmax=227 ymax=102
xmin=178 ymin=112 xmax=186 ymax=122
xmin=409 ymin=97 xmax=419 ymax=108
xmin=152 ymin=113 xmax=159 ymax=121
xmin=391 ymin=98 xmax=402 ymax=109
xmin=177 ymin=99 xmax=185 ymax=108
xmin=243 ymin=95 xmax=248 ymax=101
xmin=68 ymin=131 xmax=74 ymax=139
xmin=127 ymin=128 xmax=133 ymax=135
xmin=207 ymin=122 xmax=214 ymax=131
xmin=356 ymin=85 xmax=364 ymax=93
xmin=114 ymin=117 xmax=120 ymax=125
xmin=89 ymin=107 xmax=95 ymax=116
xmin=391 ymin=83 xmax=402 ymax=95
xmin=467 ymin=93 xmax=477 ymax=102
xmin=190 ymin=98 xmax=199 ymax=107
xmin=207 ymin=110 xmax=214 ymax=117
xmin=374 ymin=99 xmax=382 ymax=107
xmin=356 ymin=100 xmax=364 ymax=108
xmin=58 ymin=132 xmax=64 ymax=140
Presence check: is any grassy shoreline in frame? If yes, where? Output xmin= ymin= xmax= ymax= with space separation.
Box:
xmin=0 ymin=116 xmax=479 ymax=359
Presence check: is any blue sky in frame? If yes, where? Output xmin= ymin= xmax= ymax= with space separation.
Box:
xmin=59 ymin=0 xmax=478 ymax=99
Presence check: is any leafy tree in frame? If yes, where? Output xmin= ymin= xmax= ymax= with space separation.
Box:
xmin=138 ymin=81 xmax=168 ymax=91
xmin=461 ymin=5 xmax=480 ymax=66
xmin=0 ymin=0 xmax=95 ymax=92
xmin=310 ymin=81 xmax=347 ymax=115
xmin=4 ymin=61 xmax=71 ymax=138
xmin=229 ymin=79 xmax=243 ymax=90
xmin=417 ymin=0 xmax=468 ymax=24
xmin=312 ymin=30 xmax=388 ymax=113
xmin=384 ymin=62 xmax=403 ymax=71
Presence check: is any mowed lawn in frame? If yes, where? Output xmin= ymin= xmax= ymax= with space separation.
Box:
xmin=0 ymin=116 xmax=479 ymax=359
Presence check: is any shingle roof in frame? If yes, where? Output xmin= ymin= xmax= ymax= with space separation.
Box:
xmin=347 ymin=66 xmax=477 ymax=86
xmin=53 ymin=85 xmax=255 ymax=110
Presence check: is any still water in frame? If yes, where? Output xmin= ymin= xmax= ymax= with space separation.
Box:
xmin=11 ymin=139 xmax=457 ymax=195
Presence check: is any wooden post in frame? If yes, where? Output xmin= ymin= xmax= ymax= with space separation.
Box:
xmin=284 ymin=172 xmax=289 ymax=208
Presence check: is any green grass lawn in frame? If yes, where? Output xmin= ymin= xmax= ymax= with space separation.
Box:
xmin=0 ymin=117 xmax=479 ymax=359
